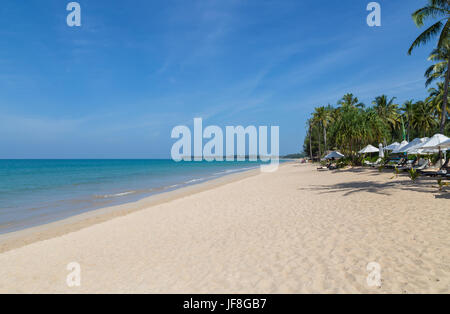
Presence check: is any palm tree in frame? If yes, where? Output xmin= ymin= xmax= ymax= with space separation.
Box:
xmin=307 ymin=118 xmax=313 ymax=160
xmin=372 ymin=95 xmax=400 ymax=132
xmin=338 ymin=93 xmax=364 ymax=108
xmin=313 ymin=106 xmax=333 ymax=153
xmin=425 ymin=46 xmax=449 ymax=86
xmin=408 ymin=0 xmax=450 ymax=133
xmin=332 ymin=103 xmax=366 ymax=159
xmin=365 ymin=108 xmax=387 ymax=143
xmin=413 ymin=100 xmax=438 ymax=137
xmin=312 ymin=110 xmax=322 ymax=158
xmin=402 ymin=100 xmax=415 ymax=141
xmin=426 ymin=81 xmax=450 ymax=121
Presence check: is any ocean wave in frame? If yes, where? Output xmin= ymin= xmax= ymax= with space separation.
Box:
xmin=213 ymin=166 xmax=257 ymax=175
xmin=185 ymin=178 xmax=204 ymax=184
xmin=95 ymin=191 xmax=136 ymax=199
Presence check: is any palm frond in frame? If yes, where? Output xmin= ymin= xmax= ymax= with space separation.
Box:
xmin=437 ymin=19 xmax=450 ymax=48
xmin=425 ymin=64 xmax=436 ymax=77
xmin=412 ymin=6 xmax=448 ymax=27
xmin=429 ymin=0 xmax=450 ymax=11
xmin=408 ymin=20 xmax=444 ymax=54
xmin=426 ymin=76 xmax=436 ymax=86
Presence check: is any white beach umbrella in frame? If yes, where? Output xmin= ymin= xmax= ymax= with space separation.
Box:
xmin=399 ymin=138 xmax=427 ymax=153
xmin=415 ymin=147 xmax=439 ymax=154
xmin=378 ymin=143 xmax=384 ymax=158
xmin=384 ymin=142 xmax=400 ymax=151
xmin=392 ymin=140 xmax=409 ymax=154
xmin=419 ymin=134 xmax=450 ymax=150
xmin=438 ymin=138 xmax=450 ymax=149
xmin=419 ymin=134 xmax=449 ymax=167
xmin=358 ymin=144 xmax=379 ymax=154
xmin=324 ymin=151 xmax=344 ymax=159
xmin=403 ymin=138 xmax=431 ymax=155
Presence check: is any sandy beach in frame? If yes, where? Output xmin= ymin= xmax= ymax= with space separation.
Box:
xmin=0 ymin=163 xmax=449 ymax=293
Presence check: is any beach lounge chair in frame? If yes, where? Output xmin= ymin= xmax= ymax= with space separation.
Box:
xmin=328 ymin=163 xmax=338 ymax=170
xmin=398 ymin=157 xmax=418 ymax=171
xmin=317 ymin=163 xmax=331 ymax=171
xmin=412 ymin=159 xmax=429 ymax=171
xmin=364 ymin=158 xmax=382 ymax=167
xmin=382 ymin=158 xmax=394 ymax=168
xmin=420 ymin=159 xmax=449 ymax=177
xmin=385 ymin=158 xmax=405 ymax=169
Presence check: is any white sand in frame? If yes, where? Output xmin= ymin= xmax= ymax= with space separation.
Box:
xmin=0 ymin=163 xmax=449 ymax=293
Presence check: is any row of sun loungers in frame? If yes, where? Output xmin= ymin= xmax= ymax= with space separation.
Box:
xmin=377 ymin=157 xmax=449 ymax=179
xmin=317 ymin=156 xmax=449 ymax=180
xmin=360 ymin=156 xmax=450 ymax=181
xmin=418 ymin=159 xmax=450 ymax=178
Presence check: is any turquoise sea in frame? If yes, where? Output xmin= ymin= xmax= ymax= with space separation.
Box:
xmin=0 ymin=159 xmax=267 ymax=234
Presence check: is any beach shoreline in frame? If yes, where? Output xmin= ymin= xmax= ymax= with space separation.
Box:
xmin=0 ymin=163 xmax=269 ymax=254
xmin=0 ymin=162 xmax=449 ymax=293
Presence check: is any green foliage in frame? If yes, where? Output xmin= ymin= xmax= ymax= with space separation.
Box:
xmin=431 ymin=153 xmax=441 ymax=165
xmin=336 ymin=158 xmax=350 ymax=168
xmin=372 ymin=95 xmax=400 ymax=131
xmin=391 ymin=167 xmax=400 ymax=179
xmin=425 ymin=47 xmax=449 ymax=87
xmin=412 ymin=100 xmax=438 ymax=136
xmin=409 ymin=0 xmax=449 ymax=133
xmin=408 ymin=168 xmax=420 ymax=182
xmin=304 ymin=91 xmax=447 ymax=160
xmin=302 ymin=2 xmax=449 ymax=158
xmin=363 ymin=155 xmax=379 ymax=163
xmin=426 ymin=82 xmax=450 ymax=122
xmin=408 ymin=1 xmax=450 ymax=53
xmin=437 ymin=179 xmax=449 ymax=191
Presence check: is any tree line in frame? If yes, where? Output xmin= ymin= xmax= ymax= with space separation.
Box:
xmin=303 ymin=0 xmax=449 ymax=160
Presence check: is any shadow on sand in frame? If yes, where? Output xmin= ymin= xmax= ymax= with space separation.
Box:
xmin=299 ymin=169 xmax=448 ymax=199
xmin=434 ymin=193 xmax=450 ymax=199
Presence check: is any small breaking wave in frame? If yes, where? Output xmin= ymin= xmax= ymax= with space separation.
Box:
xmin=185 ymin=178 xmax=205 ymax=184
xmin=95 ymin=191 xmax=137 ymax=199
xmin=213 ymin=166 xmax=257 ymax=175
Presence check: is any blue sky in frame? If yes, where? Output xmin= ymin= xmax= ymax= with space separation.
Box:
xmin=0 ymin=0 xmax=438 ymax=158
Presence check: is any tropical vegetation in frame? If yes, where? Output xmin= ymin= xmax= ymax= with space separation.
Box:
xmin=303 ymin=0 xmax=449 ymax=160
xmin=303 ymin=91 xmax=449 ymax=161
xmin=408 ymin=0 xmax=449 ymax=132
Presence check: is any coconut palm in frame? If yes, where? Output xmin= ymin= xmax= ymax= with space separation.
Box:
xmin=425 ymin=46 xmax=449 ymax=86
xmin=337 ymin=93 xmax=364 ymax=108
xmin=312 ymin=110 xmax=323 ymax=157
xmin=372 ymin=95 xmax=400 ymax=131
xmin=402 ymin=100 xmax=415 ymax=141
xmin=365 ymin=108 xmax=388 ymax=143
xmin=408 ymin=0 xmax=450 ymax=133
xmin=307 ymin=118 xmax=313 ymax=160
xmin=426 ymin=81 xmax=450 ymax=120
xmin=313 ymin=106 xmax=334 ymax=152
xmin=303 ymin=92 xmax=442 ymax=161
xmin=331 ymin=103 xmax=366 ymax=158
xmin=412 ymin=100 xmax=438 ymax=137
